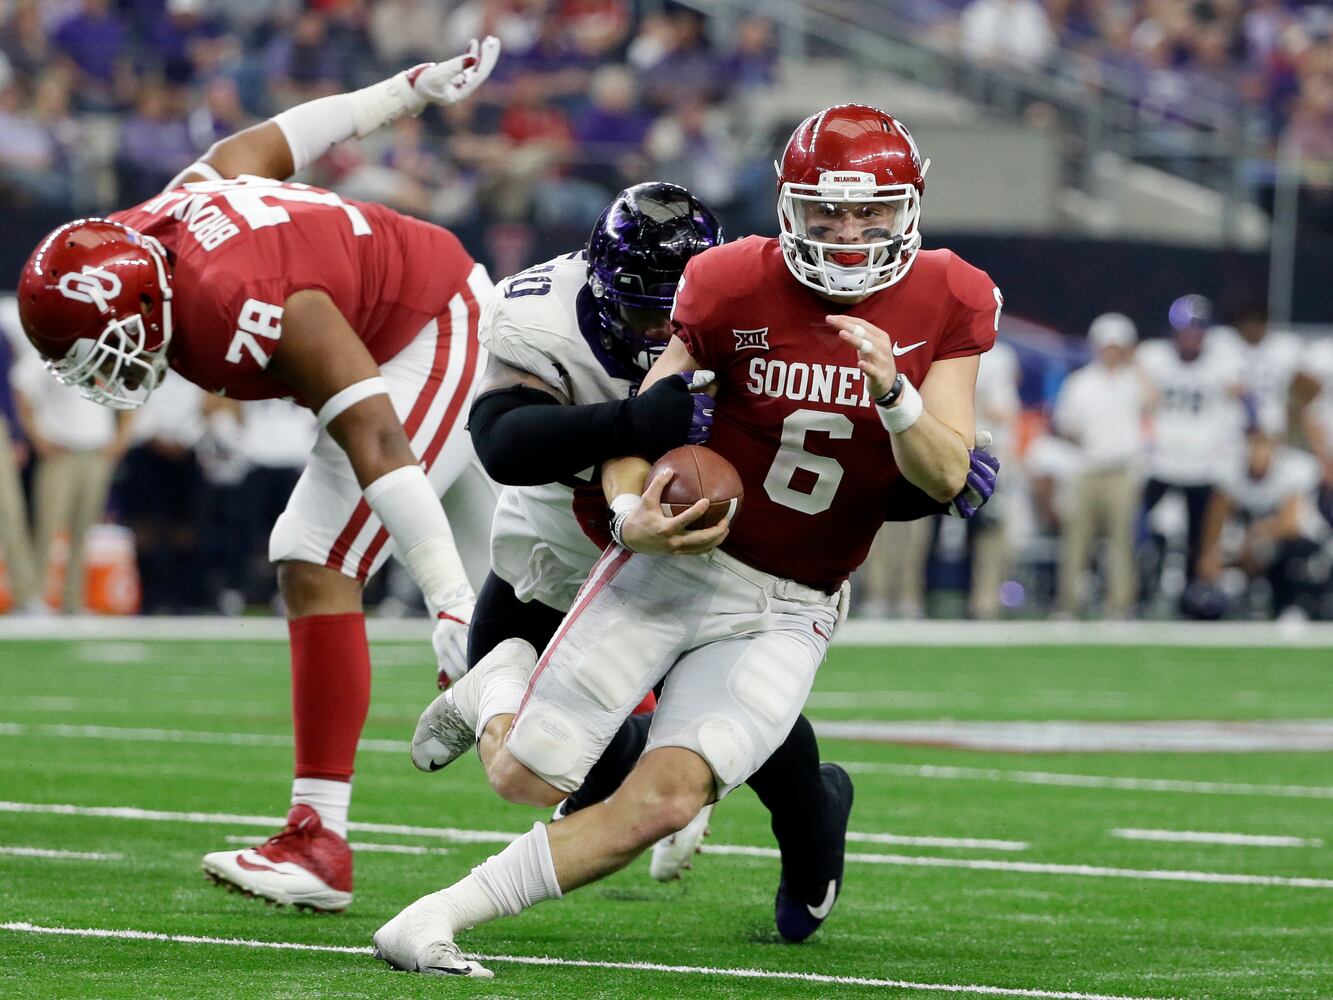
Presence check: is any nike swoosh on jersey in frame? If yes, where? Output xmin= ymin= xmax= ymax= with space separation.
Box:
xmin=806 ymin=879 xmax=838 ymax=920
xmin=891 ymin=340 xmax=927 ymax=357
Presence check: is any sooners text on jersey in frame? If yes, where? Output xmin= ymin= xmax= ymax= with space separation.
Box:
xmin=110 ymin=175 xmax=475 ymax=400
xmin=673 ymin=236 xmax=999 ymax=590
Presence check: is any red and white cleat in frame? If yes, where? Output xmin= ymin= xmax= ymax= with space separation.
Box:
xmin=202 ymin=805 xmax=353 ymax=912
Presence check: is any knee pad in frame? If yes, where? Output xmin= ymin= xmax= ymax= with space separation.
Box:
xmin=570 ymin=632 xmax=651 ymax=711
xmin=694 ymin=715 xmax=752 ymax=789
xmin=728 ymin=641 xmax=808 ymax=727
xmin=506 ymin=702 xmax=588 ymax=794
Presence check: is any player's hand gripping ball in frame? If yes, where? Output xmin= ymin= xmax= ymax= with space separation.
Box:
xmin=647 ymin=445 xmax=743 ymax=530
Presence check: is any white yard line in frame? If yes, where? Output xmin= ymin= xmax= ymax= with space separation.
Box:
xmin=702 ymin=844 xmax=1333 ymax=889
xmin=847 ymin=833 xmax=1028 ymax=851
xmin=4 ymin=799 xmax=1330 ymax=890
xmin=0 ymin=846 xmax=122 ymax=861
xmin=3 ymin=614 xmax=1332 ymax=647
xmin=0 ymin=721 xmax=406 ymax=754
xmin=0 ymin=921 xmax=1175 ymax=1000
xmin=222 ymin=836 xmax=450 ymax=856
xmin=843 ymin=762 xmax=1333 ymax=800
xmin=1110 ymin=829 xmax=1324 ymax=848
xmin=0 ymin=801 xmax=520 ymax=845
xmin=817 ymin=719 xmax=1333 ymax=753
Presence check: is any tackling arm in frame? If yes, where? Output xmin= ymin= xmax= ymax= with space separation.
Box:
xmin=168 ymin=37 xmax=501 ymax=188
xmin=467 ymin=353 xmax=713 ymax=487
xmin=601 ymin=336 xmax=727 ymax=554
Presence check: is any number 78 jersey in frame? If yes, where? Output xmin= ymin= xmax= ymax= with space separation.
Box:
xmin=672 ymin=237 xmax=1000 ymax=591
xmin=109 ymin=175 xmax=476 ymax=401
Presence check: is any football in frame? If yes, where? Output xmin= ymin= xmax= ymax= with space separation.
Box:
xmin=648 ymin=445 xmax=743 ymax=529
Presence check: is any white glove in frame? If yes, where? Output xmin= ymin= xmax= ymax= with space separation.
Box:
xmin=432 ymin=602 xmax=473 ymax=690
xmin=403 ymin=36 xmax=501 ymax=112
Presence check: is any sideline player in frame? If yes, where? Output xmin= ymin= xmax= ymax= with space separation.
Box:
xmin=374 ymin=103 xmax=1002 ymax=976
xmin=16 ymin=39 xmax=503 ymax=912
xmin=1135 ymin=295 xmax=1241 ymax=611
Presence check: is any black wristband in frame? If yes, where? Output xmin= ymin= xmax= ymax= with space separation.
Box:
xmin=875 ymin=372 xmax=906 ymax=408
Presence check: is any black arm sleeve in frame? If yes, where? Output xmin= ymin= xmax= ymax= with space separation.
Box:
xmin=468 ymin=376 xmax=699 ymax=486
xmin=884 ymin=477 xmax=949 ymax=521
xmin=468 ymin=385 xmax=632 ymax=486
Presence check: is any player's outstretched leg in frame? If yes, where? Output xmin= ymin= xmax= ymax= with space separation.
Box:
xmin=375 ymin=747 xmax=712 ymax=979
xmin=412 ymin=637 xmax=537 ymax=772
xmin=746 ymin=715 xmax=855 ymax=941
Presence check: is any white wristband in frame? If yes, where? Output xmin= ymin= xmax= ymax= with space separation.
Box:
xmin=316 ymin=377 xmax=388 ymax=428
xmin=363 ymin=465 xmax=472 ymax=613
xmin=272 ymin=71 xmax=422 ymax=174
xmin=608 ymin=493 xmax=641 ymax=549
xmin=877 ymin=376 xmax=924 ymax=434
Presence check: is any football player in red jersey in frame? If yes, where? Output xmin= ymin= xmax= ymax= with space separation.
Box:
xmin=375 ymin=103 xmax=1002 ymax=976
xmin=15 ymin=39 xmax=505 ymax=912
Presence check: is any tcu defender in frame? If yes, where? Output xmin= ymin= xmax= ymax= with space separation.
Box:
xmin=377 ymin=103 xmax=1002 ymax=977
xmin=1136 ymin=295 xmax=1241 ymax=606
xmin=16 ymin=39 xmax=503 ymax=912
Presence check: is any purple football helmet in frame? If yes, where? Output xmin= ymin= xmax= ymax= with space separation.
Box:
xmin=586 ymin=182 xmax=722 ymax=373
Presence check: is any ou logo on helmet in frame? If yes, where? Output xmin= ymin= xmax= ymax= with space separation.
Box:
xmin=57 ymin=266 xmax=123 ymax=310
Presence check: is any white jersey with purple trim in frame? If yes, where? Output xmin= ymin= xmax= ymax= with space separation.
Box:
xmin=482 ymin=251 xmax=637 ymax=612
xmin=1137 ymin=336 xmax=1239 ymax=485
xmin=1219 ymin=446 xmax=1324 ymax=540
xmin=1210 ymin=326 xmax=1302 ymax=435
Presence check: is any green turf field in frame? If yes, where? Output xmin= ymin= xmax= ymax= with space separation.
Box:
xmin=1 ymin=634 xmax=1331 ymax=999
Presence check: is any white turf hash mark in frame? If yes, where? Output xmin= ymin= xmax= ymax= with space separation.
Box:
xmin=0 ymin=846 xmax=123 ymax=861
xmin=4 ymin=800 xmax=1332 ymax=890
xmin=842 ymin=762 xmax=1333 ymax=800
xmin=1110 ymin=829 xmax=1324 ymax=848
xmin=0 ymin=922 xmax=1176 ymax=1000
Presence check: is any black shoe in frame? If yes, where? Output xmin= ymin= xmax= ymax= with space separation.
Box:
xmin=774 ymin=762 xmax=853 ymax=943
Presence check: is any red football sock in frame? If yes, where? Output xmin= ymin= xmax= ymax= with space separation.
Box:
xmin=631 ymin=691 xmax=657 ymax=716
xmin=289 ymin=612 xmax=370 ymax=782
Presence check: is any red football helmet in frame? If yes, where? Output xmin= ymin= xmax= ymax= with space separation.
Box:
xmin=18 ymin=218 xmax=174 ymax=409
xmin=776 ymin=104 xmax=929 ymax=299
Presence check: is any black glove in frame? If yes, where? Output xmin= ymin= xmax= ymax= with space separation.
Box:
xmin=622 ymin=370 xmax=716 ymax=459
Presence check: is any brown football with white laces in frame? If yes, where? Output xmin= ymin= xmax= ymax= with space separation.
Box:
xmin=648 ymin=445 xmax=743 ymax=529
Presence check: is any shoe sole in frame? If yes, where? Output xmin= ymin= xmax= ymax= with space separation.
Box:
xmin=201 ymin=865 xmax=351 ymax=913
xmin=372 ymin=943 xmax=493 ymax=978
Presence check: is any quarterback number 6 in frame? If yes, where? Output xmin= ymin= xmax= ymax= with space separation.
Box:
xmin=763 ymin=409 xmax=852 ymax=515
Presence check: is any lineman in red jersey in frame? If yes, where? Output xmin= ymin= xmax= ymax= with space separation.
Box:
xmin=16 ymin=39 xmax=504 ymax=912
xmin=373 ymin=103 xmax=1001 ymax=977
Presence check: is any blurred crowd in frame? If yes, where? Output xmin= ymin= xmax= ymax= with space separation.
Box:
xmin=905 ymin=0 xmax=1333 ymax=174
xmin=0 ymin=0 xmax=784 ymax=242
xmin=854 ymin=296 xmax=1333 ymax=622
xmin=3 ymin=290 xmax=1331 ymax=621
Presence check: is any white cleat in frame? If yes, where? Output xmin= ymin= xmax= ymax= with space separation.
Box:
xmin=649 ymin=803 xmax=714 ymax=882
xmin=372 ymin=894 xmax=493 ymax=978
xmin=412 ymin=637 xmax=537 ymax=772
xmin=201 ymin=805 xmax=352 ymax=912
